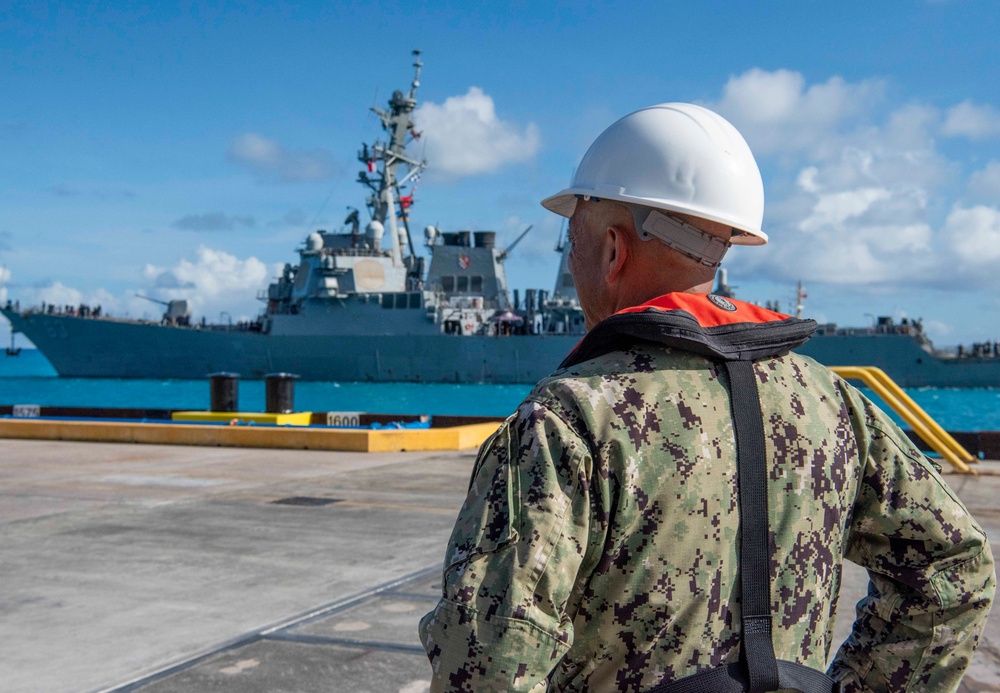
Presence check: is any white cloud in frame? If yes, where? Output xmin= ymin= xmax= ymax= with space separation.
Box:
xmin=414 ymin=87 xmax=541 ymax=177
xmin=968 ymin=161 xmax=1000 ymax=201
xmin=753 ymin=179 xmax=938 ymax=284
xmin=15 ymin=281 xmax=118 ymax=314
xmin=882 ymin=104 xmax=939 ymax=148
xmin=796 ymin=167 xmax=820 ymax=193
xmin=942 ymin=101 xmax=1000 ymax=139
xmin=922 ymin=319 xmax=954 ymax=343
xmin=798 ymin=187 xmax=891 ymax=233
xmin=30 ymin=281 xmax=83 ymax=307
xmin=0 ymin=265 xmax=10 ymax=285
xmin=867 ymin=224 xmax=934 ymax=253
xmin=782 ymin=140 xmax=939 ymax=258
xmin=143 ymin=246 xmax=271 ymax=298
xmin=711 ymin=69 xmax=1000 ymax=290
xmin=942 ymin=205 xmax=1000 ymax=265
xmin=712 ymin=68 xmax=884 ymax=156
xmin=3 ymin=248 xmax=276 ymax=324
xmin=227 ymin=133 xmax=336 ymax=183
xmin=745 ymin=216 xmax=935 ymax=287
xmin=140 ymin=246 xmax=279 ymax=322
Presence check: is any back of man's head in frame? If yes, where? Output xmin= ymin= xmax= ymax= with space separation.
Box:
xmin=576 ymin=199 xmax=724 ymax=301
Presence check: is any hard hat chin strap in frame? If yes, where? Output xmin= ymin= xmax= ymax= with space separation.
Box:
xmin=638 ymin=209 xmax=732 ymax=268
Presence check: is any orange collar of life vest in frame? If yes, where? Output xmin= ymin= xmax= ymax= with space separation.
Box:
xmin=614 ymin=293 xmax=791 ymax=328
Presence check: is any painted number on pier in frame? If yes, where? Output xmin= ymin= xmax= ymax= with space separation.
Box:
xmin=13 ymin=404 xmax=41 ymax=418
xmin=327 ymin=412 xmax=362 ymax=427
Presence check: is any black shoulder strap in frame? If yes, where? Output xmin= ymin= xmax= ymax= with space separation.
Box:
xmin=644 ymin=360 xmax=841 ymax=693
xmin=727 ymin=360 xmax=780 ymax=691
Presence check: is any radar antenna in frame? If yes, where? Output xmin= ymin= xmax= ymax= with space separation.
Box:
xmin=356 ymin=50 xmax=427 ymax=266
xmin=409 ymin=49 xmax=422 ymax=99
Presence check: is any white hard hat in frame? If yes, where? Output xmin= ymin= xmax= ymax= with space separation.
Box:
xmin=541 ymin=103 xmax=767 ymax=245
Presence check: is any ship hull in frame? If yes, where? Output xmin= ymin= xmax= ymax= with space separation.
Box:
xmin=5 ymin=310 xmax=999 ymax=387
xmin=795 ymin=332 xmax=1000 ymax=388
xmin=2 ymin=310 xmax=579 ymax=383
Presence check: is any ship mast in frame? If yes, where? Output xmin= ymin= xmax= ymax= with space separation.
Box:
xmin=359 ymin=50 xmax=427 ymax=267
xmin=795 ymin=280 xmax=805 ymax=319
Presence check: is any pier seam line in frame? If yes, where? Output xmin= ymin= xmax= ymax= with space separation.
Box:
xmin=87 ymin=563 xmax=441 ymax=693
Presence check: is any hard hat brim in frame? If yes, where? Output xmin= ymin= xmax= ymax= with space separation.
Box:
xmin=539 ymin=190 xmax=578 ymax=218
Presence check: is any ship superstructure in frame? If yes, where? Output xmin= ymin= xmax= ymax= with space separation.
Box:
xmin=260 ymin=50 xmax=427 ymax=331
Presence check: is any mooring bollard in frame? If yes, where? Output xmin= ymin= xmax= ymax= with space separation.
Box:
xmin=208 ymin=372 xmax=240 ymax=413
xmin=265 ymin=373 xmax=298 ymax=414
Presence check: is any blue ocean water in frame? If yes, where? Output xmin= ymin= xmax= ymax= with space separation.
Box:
xmin=2 ymin=349 xmax=999 ymax=430
xmin=0 ymin=350 xmax=532 ymax=417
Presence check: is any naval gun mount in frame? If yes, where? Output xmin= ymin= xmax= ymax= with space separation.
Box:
xmin=136 ymin=294 xmax=191 ymax=326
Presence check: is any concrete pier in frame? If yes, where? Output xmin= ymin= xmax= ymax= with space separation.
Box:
xmin=1 ymin=439 xmax=998 ymax=692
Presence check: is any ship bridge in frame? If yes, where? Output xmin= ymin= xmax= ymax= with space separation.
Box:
xmin=425 ymin=230 xmax=510 ymax=310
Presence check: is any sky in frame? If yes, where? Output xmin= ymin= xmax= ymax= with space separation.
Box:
xmin=2 ymin=0 xmax=999 ymax=350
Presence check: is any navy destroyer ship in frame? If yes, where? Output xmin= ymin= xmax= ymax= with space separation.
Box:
xmin=2 ymin=53 xmax=586 ymax=384
xmin=2 ymin=54 xmax=998 ymax=387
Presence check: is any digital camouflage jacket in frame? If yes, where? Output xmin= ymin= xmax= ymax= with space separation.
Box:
xmin=419 ymin=293 xmax=995 ymax=692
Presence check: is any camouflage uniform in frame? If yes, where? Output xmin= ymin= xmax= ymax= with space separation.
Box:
xmin=419 ymin=294 xmax=994 ymax=692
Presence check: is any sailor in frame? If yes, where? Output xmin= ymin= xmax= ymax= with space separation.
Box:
xmin=419 ymin=103 xmax=995 ymax=691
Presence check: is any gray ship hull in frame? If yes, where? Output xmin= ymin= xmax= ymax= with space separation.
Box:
xmin=5 ymin=308 xmax=1000 ymax=387
xmin=795 ymin=332 xmax=1000 ymax=388
xmin=2 ymin=309 xmax=579 ymax=383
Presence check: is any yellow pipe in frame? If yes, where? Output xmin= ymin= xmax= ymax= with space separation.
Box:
xmin=837 ymin=368 xmax=965 ymax=471
xmin=831 ymin=367 xmax=973 ymax=474
xmin=864 ymin=368 xmax=976 ymax=464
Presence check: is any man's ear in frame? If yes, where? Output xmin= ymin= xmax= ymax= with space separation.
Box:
xmin=604 ymin=224 xmax=631 ymax=284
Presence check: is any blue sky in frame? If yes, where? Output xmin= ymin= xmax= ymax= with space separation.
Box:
xmin=2 ymin=0 xmax=999 ymax=349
